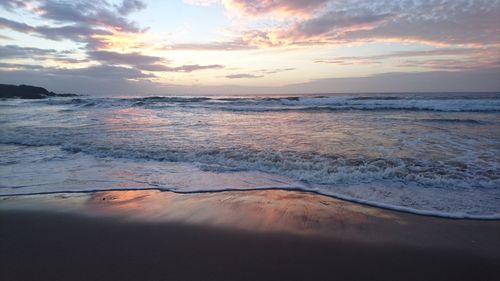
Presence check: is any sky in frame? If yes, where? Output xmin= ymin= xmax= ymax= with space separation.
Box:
xmin=0 ymin=0 xmax=499 ymax=95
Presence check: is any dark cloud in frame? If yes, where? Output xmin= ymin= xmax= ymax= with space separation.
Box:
xmin=50 ymin=65 xmax=154 ymax=80
xmin=284 ymin=68 xmax=500 ymax=93
xmin=397 ymin=59 xmax=500 ymax=71
xmin=88 ymin=50 xmax=223 ymax=72
xmin=315 ymin=47 xmax=500 ymax=70
xmin=34 ymin=0 xmax=145 ymax=32
xmin=0 ymin=2 xmax=222 ymax=77
xmin=0 ymin=44 xmax=89 ymax=64
xmin=0 ymin=68 xmax=163 ymax=96
xmin=294 ymin=10 xmax=392 ymax=37
xmin=301 ymin=0 xmax=500 ymax=45
xmin=0 ymin=0 xmax=26 ymax=11
xmin=0 ymin=0 xmax=147 ymax=44
xmin=88 ymin=50 xmax=164 ymax=66
xmin=116 ymin=0 xmax=147 ymax=15
xmin=0 ymin=45 xmax=58 ymax=58
xmin=0 ymin=17 xmax=35 ymax=33
xmin=0 ymin=62 xmax=45 ymax=70
xmin=0 ymin=64 xmax=153 ymax=80
xmin=0 ymin=16 xmax=111 ymax=42
xmin=315 ymin=48 xmax=480 ymax=64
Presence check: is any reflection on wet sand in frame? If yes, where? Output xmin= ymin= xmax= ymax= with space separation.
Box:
xmin=2 ymin=189 xmax=500 ymax=256
xmin=86 ymin=189 xmax=403 ymax=237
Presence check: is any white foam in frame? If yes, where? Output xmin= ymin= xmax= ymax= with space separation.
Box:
xmin=1 ymin=145 xmax=499 ymax=219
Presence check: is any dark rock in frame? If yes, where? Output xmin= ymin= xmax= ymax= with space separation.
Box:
xmin=0 ymin=84 xmax=79 ymax=99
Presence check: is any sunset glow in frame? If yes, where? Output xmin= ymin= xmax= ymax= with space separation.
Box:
xmin=1 ymin=0 xmax=499 ymax=95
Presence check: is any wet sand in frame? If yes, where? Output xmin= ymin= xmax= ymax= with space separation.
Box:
xmin=1 ymin=189 xmax=500 ymax=281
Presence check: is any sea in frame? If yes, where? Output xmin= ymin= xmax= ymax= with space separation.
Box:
xmin=1 ymin=92 xmax=499 ymax=219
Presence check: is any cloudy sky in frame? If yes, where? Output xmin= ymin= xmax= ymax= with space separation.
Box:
xmin=0 ymin=0 xmax=499 ymax=95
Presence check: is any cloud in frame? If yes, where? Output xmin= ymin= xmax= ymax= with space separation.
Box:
xmin=215 ymin=0 xmax=500 ymax=47
xmin=315 ymin=47 xmax=500 ymax=70
xmin=183 ymin=0 xmax=220 ymax=6
xmin=291 ymin=10 xmax=393 ymax=38
xmin=0 ymin=62 xmax=45 ymax=70
xmin=116 ymin=0 xmax=147 ymax=15
xmin=168 ymin=40 xmax=256 ymax=51
xmin=0 ymin=0 xmax=27 ymax=11
xmin=397 ymin=58 xmax=500 ymax=71
xmin=33 ymin=0 xmax=145 ymax=32
xmin=3 ymin=66 xmax=498 ymax=95
xmin=52 ymin=65 xmax=154 ymax=79
xmin=225 ymin=73 xmax=264 ymax=79
xmin=1 ymin=64 xmax=153 ymax=79
xmin=0 ymin=67 xmax=164 ymax=96
xmin=2 ymin=0 xmax=499 ymax=94
xmin=0 ymin=1 xmax=223 ymax=78
xmin=223 ymin=0 xmax=330 ymax=17
xmin=0 ymin=44 xmax=89 ymax=64
xmin=162 ymin=64 xmax=224 ymax=72
xmin=0 ymin=45 xmax=58 ymax=58
xmin=88 ymin=50 xmax=164 ymax=67
xmin=221 ymin=68 xmax=294 ymax=79
xmin=284 ymin=68 xmax=500 ymax=93
xmin=0 ymin=0 xmax=148 ymax=44
xmin=0 ymin=16 xmax=111 ymax=42
xmin=259 ymin=67 xmax=295 ymax=74
xmin=88 ymin=50 xmax=223 ymax=72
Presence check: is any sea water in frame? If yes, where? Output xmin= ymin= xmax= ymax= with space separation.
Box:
xmin=1 ymin=92 xmax=499 ymax=218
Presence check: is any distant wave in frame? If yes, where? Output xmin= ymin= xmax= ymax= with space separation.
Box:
xmin=349 ymin=96 xmax=404 ymax=100
xmin=23 ymin=93 xmax=500 ymax=112
xmin=419 ymin=118 xmax=484 ymax=124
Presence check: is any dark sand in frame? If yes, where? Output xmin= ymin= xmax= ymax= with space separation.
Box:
xmin=1 ymin=190 xmax=500 ymax=281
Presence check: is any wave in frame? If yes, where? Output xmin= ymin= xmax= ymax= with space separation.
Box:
xmin=1 ymin=142 xmax=499 ymax=219
xmin=349 ymin=96 xmax=404 ymax=100
xmin=419 ymin=118 xmax=484 ymax=124
xmin=25 ymin=93 xmax=500 ymax=112
xmin=2 ymin=127 xmax=495 ymax=190
xmin=2 ymin=92 xmax=499 ymax=219
xmin=60 ymin=145 xmax=500 ymax=189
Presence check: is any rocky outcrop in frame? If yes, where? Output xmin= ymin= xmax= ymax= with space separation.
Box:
xmin=0 ymin=84 xmax=79 ymax=99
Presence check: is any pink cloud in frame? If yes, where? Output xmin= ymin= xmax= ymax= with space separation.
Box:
xmin=223 ymin=0 xmax=329 ymax=17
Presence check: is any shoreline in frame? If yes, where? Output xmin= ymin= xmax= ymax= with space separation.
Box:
xmin=1 ymin=186 xmax=499 ymax=220
xmin=1 ymin=189 xmax=500 ymax=281
xmin=2 ymin=189 xmax=500 ymax=251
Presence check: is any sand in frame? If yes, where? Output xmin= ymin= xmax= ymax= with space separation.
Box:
xmin=1 ymin=189 xmax=500 ymax=281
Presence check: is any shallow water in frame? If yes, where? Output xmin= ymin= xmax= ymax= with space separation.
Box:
xmin=1 ymin=93 xmax=499 ymax=218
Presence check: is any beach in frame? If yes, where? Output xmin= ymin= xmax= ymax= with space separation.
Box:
xmin=1 ymin=189 xmax=500 ymax=281
xmin=2 ymin=0 xmax=500 ymax=279
xmin=1 ymin=93 xmax=500 ymax=280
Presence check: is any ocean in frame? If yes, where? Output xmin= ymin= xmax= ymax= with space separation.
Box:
xmin=1 ymin=92 xmax=499 ymax=218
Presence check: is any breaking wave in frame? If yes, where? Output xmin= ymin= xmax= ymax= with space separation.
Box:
xmin=26 ymin=93 xmax=500 ymax=112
